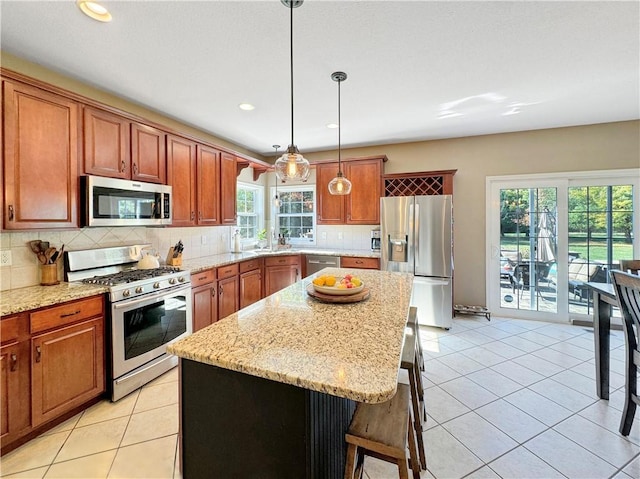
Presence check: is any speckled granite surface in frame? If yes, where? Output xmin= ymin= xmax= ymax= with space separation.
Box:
xmin=182 ymin=248 xmax=380 ymax=273
xmin=168 ymin=268 xmax=413 ymax=404
xmin=0 ymin=283 xmax=108 ymax=316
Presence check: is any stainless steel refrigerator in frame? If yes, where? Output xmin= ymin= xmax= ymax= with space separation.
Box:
xmin=380 ymin=195 xmax=453 ymax=329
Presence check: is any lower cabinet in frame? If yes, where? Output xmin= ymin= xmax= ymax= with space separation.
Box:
xmin=31 ymin=318 xmax=104 ymax=427
xmin=1 ymin=295 xmax=106 ymax=454
xmin=217 ymin=263 xmax=239 ymax=321
xmin=239 ymin=258 xmax=263 ymax=309
xmin=191 ymin=269 xmax=218 ymax=332
xmin=264 ymin=255 xmax=301 ymax=297
xmin=340 ymin=256 xmax=380 ymax=270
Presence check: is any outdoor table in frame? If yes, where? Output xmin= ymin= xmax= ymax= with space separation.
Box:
xmin=586 ymin=282 xmax=617 ymax=400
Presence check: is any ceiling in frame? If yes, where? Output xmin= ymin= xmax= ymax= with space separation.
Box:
xmin=2 ymin=1 xmax=638 ymax=157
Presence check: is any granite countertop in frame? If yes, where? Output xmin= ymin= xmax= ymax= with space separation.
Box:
xmin=167 ymin=268 xmax=413 ymax=404
xmin=182 ymin=248 xmax=380 ymax=274
xmin=0 ymin=283 xmax=109 ymax=316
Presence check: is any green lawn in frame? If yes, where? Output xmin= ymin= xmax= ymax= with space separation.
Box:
xmin=500 ymin=235 xmax=633 ymax=263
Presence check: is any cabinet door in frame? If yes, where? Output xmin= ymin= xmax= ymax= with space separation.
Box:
xmin=218 ymin=275 xmax=239 ymax=320
xmin=264 ymin=265 xmax=299 ymax=296
xmin=31 ymin=318 xmax=105 ymax=427
xmin=1 ymin=341 xmax=29 ymax=444
xmin=197 ymin=145 xmax=221 ymax=226
xmin=131 ymin=122 xmax=166 ymax=184
xmin=240 ymin=269 xmax=262 ymax=309
xmin=3 ymin=81 xmax=78 ymax=229
xmin=83 ymin=106 xmax=130 ymax=179
xmin=220 ymin=152 xmax=237 ymax=225
xmin=316 ymin=163 xmax=345 ymax=225
xmin=192 ymin=283 xmax=217 ymax=332
xmin=167 ymin=134 xmax=197 ymax=226
xmin=345 ymin=159 xmax=382 ymax=224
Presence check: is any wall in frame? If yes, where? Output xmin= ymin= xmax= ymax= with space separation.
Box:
xmin=304 ymin=120 xmax=640 ymax=307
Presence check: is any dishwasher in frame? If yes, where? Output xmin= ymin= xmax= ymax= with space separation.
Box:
xmin=305 ymin=255 xmax=341 ymax=277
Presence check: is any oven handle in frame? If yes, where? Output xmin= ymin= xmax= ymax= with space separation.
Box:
xmin=112 ymin=285 xmax=191 ymax=310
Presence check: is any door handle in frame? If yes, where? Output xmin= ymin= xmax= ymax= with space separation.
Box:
xmin=211 ymin=287 xmax=216 ymax=297
xmin=10 ymin=353 xmax=17 ymax=371
xmin=120 ymin=160 xmax=126 ymax=173
xmin=133 ymin=163 xmax=138 ymax=175
xmin=8 ymin=205 xmax=14 ymax=221
xmin=35 ymin=346 xmax=42 ymax=363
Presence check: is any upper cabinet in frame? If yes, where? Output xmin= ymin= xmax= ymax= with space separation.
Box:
xmin=316 ymin=156 xmax=385 ymax=225
xmin=197 ymin=145 xmax=222 ymax=226
xmin=83 ymin=106 xmax=166 ymax=184
xmin=220 ymin=152 xmax=237 ymax=225
xmin=3 ymin=80 xmax=78 ymax=229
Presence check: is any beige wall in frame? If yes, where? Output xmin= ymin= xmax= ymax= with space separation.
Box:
xmin=304 ymin=121 xmax=640 ymax=306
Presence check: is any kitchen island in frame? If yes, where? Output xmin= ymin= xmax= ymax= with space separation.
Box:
xmin=167 ymin=268 xmax=413 ymax=479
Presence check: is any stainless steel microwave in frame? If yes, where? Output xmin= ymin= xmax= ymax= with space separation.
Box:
xmin=82 ymin=175 xmax=172 ymax=227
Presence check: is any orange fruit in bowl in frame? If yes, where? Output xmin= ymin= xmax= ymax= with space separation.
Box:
xmin=324 ymin=276 xmax=337 ymax=287
xmin=312 ymin=277 xmax=325 ymax=286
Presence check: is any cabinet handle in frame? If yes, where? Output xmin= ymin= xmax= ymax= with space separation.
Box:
xmin=295 ymin=268 xmax=299 ymax=279
xmin=191 ymin=211 xmax=195 ymax=221
xmin=10 ymin=353 xmax=17 ymax=372
xmin=356 ymin=260 xmax=363 ymax=264
xmin=211 ymin=287 xmax=216 ymax=297
xmin=198 ymin=211 xmax=202 ymax=221
xmin=8 ymin=205 xmax=14 ymax=221
xmin=60 ymin=310 xmax=81 ymax=318
xmin=219 ymin=285 xmax=223 ymax=295
xmin=35 ymin=346 xmax=41 ymax=363
xmin=133 ymin=163 xmax=138 ymax=175
xmin=278 ymin=259 xmax=285 ymax=263
xmin=120 ymin=160 xmax=126 ymax=173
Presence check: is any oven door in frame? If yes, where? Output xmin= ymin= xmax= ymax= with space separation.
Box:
xmin=111 ymin=284 xmax=192 ymax=379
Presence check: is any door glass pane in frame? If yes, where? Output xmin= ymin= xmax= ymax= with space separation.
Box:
xmin=499 ymin=187 xmax=557 ymax=313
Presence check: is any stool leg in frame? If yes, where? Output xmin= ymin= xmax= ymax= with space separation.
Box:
xmin=344 ymin=443 xmax=358 ymax=479
xmin=407 ymin=416 xmax=421 ymax=479
xmin=397 ymin=457 xmax=410 ymax=479
xmin=408 ymin=371 xmax=427 ymax=469
xmin=414 ymin=324 xmax=425 ymax=372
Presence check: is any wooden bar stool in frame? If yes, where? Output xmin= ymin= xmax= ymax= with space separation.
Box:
xmin=344 ymin=384 xmax=421 ymax=479
xmin=407 ymin=306 xmax=425 ymax=372
xmin=401 ymin=326 xmax=427 ymax=470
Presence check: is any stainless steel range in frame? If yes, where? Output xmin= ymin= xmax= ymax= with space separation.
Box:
xmin=66 ymin=245 xmax=192 ymax=401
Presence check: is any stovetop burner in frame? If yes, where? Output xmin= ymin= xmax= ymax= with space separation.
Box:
xmin=82 ymin=267 xmax=182 ymax=286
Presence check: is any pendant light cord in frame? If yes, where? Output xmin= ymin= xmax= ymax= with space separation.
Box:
xmin=289 ymin=2 xmax=295 ymax=147
xmin=337 ymin=76 xmax=342 ymax=173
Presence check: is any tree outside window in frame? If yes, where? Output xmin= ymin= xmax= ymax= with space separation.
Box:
xmin=274 ymin=186 xmax=315 ymax=245
xmin=237 ymin=183 xmax=264 ymax=241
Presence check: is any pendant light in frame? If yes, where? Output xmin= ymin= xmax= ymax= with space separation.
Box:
xmin=328 ymin=71 xmax=352 ymax=195
xmin=272 ymin=145 xmax=282 ymax=208
xmin=274 ymin=0 xmax=311 ymax=183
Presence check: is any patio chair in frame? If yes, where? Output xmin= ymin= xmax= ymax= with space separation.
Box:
xmin=511 ymin=261 xmax=552 ymax=299
xmin=568 ymin=258 xmax=606 ymax=301
xmin=619 ymin=260 xmax=640 ymax=275
xmin=609 ymin=270 xmax=640 ymax=436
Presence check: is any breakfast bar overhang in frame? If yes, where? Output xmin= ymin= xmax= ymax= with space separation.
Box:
xmin=168 ymin=268 xmax=413 ymax=478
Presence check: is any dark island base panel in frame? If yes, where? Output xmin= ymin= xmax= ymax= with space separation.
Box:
xmin=180 ymin=359 xmax=356 ymax=479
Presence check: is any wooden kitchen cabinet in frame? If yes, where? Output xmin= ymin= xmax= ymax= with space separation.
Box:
xmin=264 ymin=255 xmax=301 ymax=296
xmin=217 ymin=263 xmax=239 ymax=320
xmin=191 ymin=269 xmax=218 ymax=332
xmin=167 ymin=135 xmax=223 ymax=227
xmin=239 ymin=258 xmax=264 ymax=309
xmin=83 ymin=106 xmax=130 ymax=179
xmin=340 ymin=256 xmax=380 ymax=270
xmin=83 ymin=108 xmax=166 ymax=184
xmin=316 ymin=156 xmax=384 ymax=225
xmin=3 ymin=80 xmax=78 ymax=229
xmin=130 ymin=122 xmax=166 ymax=184
xmin=220 ymin=152 xmax=238 ymax=225
xmin=0 ymin=314 xmax=30 ymax=450
xmin=31 ymin=317 xmax=104 ymax=427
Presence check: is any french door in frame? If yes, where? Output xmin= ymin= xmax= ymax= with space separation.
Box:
xmin=487 ymin=170 xmax=638 ymax=322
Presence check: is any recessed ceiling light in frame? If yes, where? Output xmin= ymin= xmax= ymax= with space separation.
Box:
xmin=238 ymin=103 xmax=255 ymax=111
xmin=77 ymin=1 xmax=112 ymax=22
xmin=326 ymin=123 xmax=339 ymax=129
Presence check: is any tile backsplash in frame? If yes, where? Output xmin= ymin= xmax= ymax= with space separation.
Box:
xmin=0 ymin=224 xmax=376 ymax=292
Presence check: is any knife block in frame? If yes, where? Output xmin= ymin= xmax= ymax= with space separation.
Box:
xmin=166 ymin=247 xmax=183 ymax=266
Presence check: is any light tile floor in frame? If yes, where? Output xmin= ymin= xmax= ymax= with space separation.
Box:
xmin=1 ymin=315 xmax=639 ymax=479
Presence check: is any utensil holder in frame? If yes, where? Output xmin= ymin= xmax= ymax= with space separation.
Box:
xmin=40 ymin=264 xmax=59 ymax=286
xmin=166 ymin=247 xmax=183 ymax=266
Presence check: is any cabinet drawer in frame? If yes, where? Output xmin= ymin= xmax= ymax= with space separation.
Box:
xmin=1 ymin=315 xmax=20 ymax=344
xmin=30 ymin=296 xmax=104 ymax=334
xmin=239 ymin=258 xmax=263 ymax=274
xmin=217 ymin=263 xmax=239 ymax=280
xmin=340 ymin=256 xmax=380 ymax=270
xmin=191 ymin=268 xmax=216 ymax=287
xmin=265 ymin=255 xmax=300 ymax=267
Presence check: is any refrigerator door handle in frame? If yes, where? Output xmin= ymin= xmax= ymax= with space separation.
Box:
xmin=414 ymin=202 xmax=420 ymax=267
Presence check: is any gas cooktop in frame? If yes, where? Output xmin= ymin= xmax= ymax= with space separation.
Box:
xmin=82 ymin=267 xmax=183 ymax=286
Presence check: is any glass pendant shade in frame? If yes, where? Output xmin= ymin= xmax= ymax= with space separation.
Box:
xmin=328 ymin=172 xmax=352 ymax=195
xmin=274 ymin=147 xmax=310 ymax=182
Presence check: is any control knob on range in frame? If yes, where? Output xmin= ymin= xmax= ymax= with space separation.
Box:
xmin=169 ymin=278 xmax=176 ymax=285
xmin=135 ymin=287 xmax=143 ymax=294
xmin=122 ymin=290 xmax=131 ymax=297
xmin=153 ymin=282 xmax=160 ymax=289
xmin=178 ymin=276 xmax=186 ymax=283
